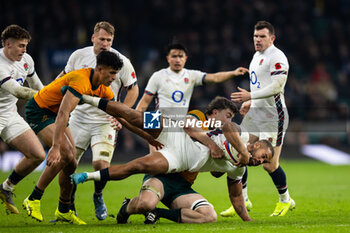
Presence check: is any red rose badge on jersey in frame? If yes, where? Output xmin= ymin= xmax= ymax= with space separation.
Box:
xmin=131 ymin=72 xmax=136 ymax=79
xmin=184 ymin=77 xmax=189 ymax=84
xmin=24 ymin=63 xmax=28 ymax=71
xmin=275 ymin=63 xmax=282 ymax=70
xmin=259 ymin=59 xmax=264 ymax=65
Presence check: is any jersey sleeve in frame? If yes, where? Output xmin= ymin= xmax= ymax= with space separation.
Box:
xmin=118 ymin=57 xmax=137 ymax=89
xmin=144 ymin=72 xmax=159 ymax=96
xmin=64 ymin=50 xmax=79 ymax=74
xmin=66 ymin=72 xmax=89 ymax=99
xmin=269 ymin=52 xmax=289 ymax=78
xmin=189 ymin=69 xmax=206 ymax=86
xmin=0 ymin=64 xmax=12 ymax=87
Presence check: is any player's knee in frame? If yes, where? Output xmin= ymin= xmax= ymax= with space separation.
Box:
xmin=263 ymin=162 xmax=279 ymax=173
xmin=205 ymin=210 xmax=217 ymax=223
xmin=60 ymin=143 xmax=76 ymax=165
xmin=134 ymin=199 xmax=154 ymax=213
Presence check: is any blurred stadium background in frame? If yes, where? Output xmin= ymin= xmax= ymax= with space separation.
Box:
xmin=0 ymin=0 xmax=349 ymax=169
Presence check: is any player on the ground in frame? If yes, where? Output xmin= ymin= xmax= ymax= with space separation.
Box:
xmin=0 ymin=25 xmax=46 ymax=214
xmin=56 ymin=21 xmax=138 ymax=220
xmin=222 ymin=20 xmax=295 ymax=217
xmin=116 ymin=97 xmax=236 ymax=224
xmin=22 ymin=51 xmax=123 ymax=224
xmin=72 ymin=95 xmax=274 ymax=222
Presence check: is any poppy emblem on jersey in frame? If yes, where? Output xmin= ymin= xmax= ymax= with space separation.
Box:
xmin=24 ymin=63 xmax=28 ymax=71
xmin=259 ymin=59 xmax=264 ymax=65
xmin=275 ymin=63 xmax=282 ymax=70
xmin=184 ymin=77 xmax=189 ymax=84
xmin=131 ymin=72 xmax=136 ymax=79
xmin=83 ymin=64 xmax=88 ymax=68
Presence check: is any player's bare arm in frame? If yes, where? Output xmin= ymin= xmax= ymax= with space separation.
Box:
xmin=204 ymin=67 xmax=249 ymax=83
xmin=136 ymin=93 xmax=153 ymax=111
xmin=123 ymin=84 xmax=139 ymax=108
xmin=227 ymin=178 xmax=252 ymax=221
xmin=46 ymin=91 xmax=80 ymax=167
xmin=222 ymin=122 xmax=251 ymax=166
xmin=183 ymin=115 xmax=224 ymax=159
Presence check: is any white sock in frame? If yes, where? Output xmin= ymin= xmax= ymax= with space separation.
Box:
xmin=242 ymin=186 xmax=249 ymax=202
xmin=279 ymin=190 xmax=290 ymax=203
xmin=86 ymin=171 xmax=101 ymax=181
xmin=82 ymin=95 xmax=101 ymax=107
xmin=2 ymin=179 xmax=15 ymax=191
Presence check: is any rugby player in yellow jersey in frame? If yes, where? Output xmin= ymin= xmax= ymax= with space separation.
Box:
xmin=115 ymin=97 xmax=237 ymax=224
xmin=22 ymin=50 xmax=123 ymax=224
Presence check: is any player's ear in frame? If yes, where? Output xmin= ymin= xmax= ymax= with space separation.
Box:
xmin=91 ymin=33 xmax=95 ymax=43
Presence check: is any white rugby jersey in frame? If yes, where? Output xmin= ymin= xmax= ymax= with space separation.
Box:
xmin=145 ymin=67 xmax=205 ymax=120
xmin=248 ymin=45 xmax=289 ymax=121
xmin=0 ymin=48 xmax=35 ymax=114
xmin=198 ymin=128 xmax=249 ymax=180
xmin=65 ymin=46 xmax=137 ymax=123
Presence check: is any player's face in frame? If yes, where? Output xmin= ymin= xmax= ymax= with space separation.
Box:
xmin=100 ymin=66 xmax=118 ymax=86
xmin=253 ymin=28 xmax=275 ymax=52
xmin=249 ymin=143 xmax=273 ymax=166
xmin=92 ymin=29 xmax=114 ymax=55
xmin=5 ymin=38 xmax=28 ymax=61
xmin=210 ymin=109 xmax=234 ymax=126
xmin=167 ymin=49 xmax=187 ymax=73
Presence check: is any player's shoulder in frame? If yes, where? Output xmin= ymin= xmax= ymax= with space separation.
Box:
xmin=71 ymin=46 xmax=94 ymax=56
xmin=21 ymin=53 xmax=34 ymax=65
xmin=268 ymin=45 xmax=287 ymax=60
xmin=152 ymin=67 xmax=168 ymax=77
xmin=187 ymin=109 xmax=206 ymax=120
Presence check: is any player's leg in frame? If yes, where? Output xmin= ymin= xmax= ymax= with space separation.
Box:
xmin=0 ymin=117 xmax=45 ymax=214
xmin=169 ymin=193 xmax=217 ymax=223
xmin=263 ymin=146 xmax=295 ymax=216
xmin=72 ymin=151 xmax=170 ymax=185
xmin=90 ymin=124 xmax=116 ymax=220
xmin=117 ymin=176 xmax=164 ymax=223
xmin=261 ymin=119 xmax=295 ymax=216
xmin=68 ymin=119 xmax=91 ymax=215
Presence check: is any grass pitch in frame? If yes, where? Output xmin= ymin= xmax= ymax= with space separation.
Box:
xmin=0 ymin=160 xmax=349 ymax=233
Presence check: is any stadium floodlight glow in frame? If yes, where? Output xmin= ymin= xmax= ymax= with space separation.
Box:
xmin=301 ymin=144 xmax=350 ymax=165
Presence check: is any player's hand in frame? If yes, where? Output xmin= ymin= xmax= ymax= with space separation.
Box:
xmin=148 ymin=138 xmax=164 ymax=150
xmin=231 ymin=87 xmax=251 ymax=103
xmin=233 ymin=152 xmax=251 ymax=167
xmin=240 ymin=100 xmax=251 ymax=116
xmin=209 ymin=143 xmax=224 ymax=159
xmin=46 ymin=146 xmax=61 ymax=167
xmin=107 ymin=116 xmax=123 ymax=131
xmin=233 ymin=67 xmax=249 ymax=76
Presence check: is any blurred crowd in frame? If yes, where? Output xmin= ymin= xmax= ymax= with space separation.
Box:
xmin=1 ymin=0 xmax=349 ymax=155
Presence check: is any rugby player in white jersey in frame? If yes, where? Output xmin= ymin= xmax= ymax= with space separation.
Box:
xmin=223 ymin=21 xmax=295 ymax=217
xmin=0 ymin=25 xmax=46 ymax=214
xmin=136 ymin=43 xmax=248 ymax=134
xmin=71 ymin=95 xmax=274 ymax=223
xmin=55 ymin=21 xmax=139 ymax=220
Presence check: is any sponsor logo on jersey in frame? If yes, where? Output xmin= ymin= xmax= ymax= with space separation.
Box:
xmin=184 ymin=77 xmax=189 ymax=84
xmin=24 ymin=63 xmax=28 ymax=71
xmin=143 ymin=110 xmax=161 ymax=129
xmin=131 ymin=71 xmax=136 ymax=79
xmin=275 ymin=63 xmax=281 ymax=70
xmin=259 ymin=59 xmax=264 ymax=65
